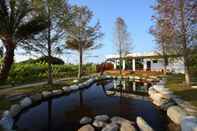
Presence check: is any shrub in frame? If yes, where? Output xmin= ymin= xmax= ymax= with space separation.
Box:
xmin=6 ymin=63 xmax=96 ymax=85
xmin=20 ymin=56 xmax=64 ymax=65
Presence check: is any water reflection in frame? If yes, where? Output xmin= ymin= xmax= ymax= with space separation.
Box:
xmin=48 ymin=100 xmax=52 ymax=131
xmin=14 ymin=79 xmax=170 ymax=131
xmin=111 ymin=79 xmax=151 ymax=96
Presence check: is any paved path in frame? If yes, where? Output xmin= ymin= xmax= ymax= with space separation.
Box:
xmin=0 ymin=77 xmax=75 ymax=96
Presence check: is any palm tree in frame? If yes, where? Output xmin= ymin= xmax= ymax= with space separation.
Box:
xmin=0 ymin=0 xmax=48 ymax=81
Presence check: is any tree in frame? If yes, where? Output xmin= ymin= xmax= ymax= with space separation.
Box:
xmin=150 ymin=0 xmax=176 ymax=74
xmin=174 ymin=0 xmax=196 ymax=87
xmin=114 ymin=17 xmax=132 ymax=75
xmin=20 ymin=0 xmax=70 ymax=85
xmin=65 ymin=6 xmax=103 ymax=78
xmin=0 ymin=0 xmax=48 ymax=82
xmin=0 ymin=45 xmax=3 ymax=58
xmin=151 ymin=0 xmax=197 ymax=87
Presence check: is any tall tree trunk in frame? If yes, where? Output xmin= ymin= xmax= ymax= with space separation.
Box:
xmin=161 ymin=43 xmax=168 ymax=75
xmin=47 ymin=6 xmax=53 ymax=85
xmin=184 ymin=57 xmax=190 ymax=87
xmin=180 ymin=0 xmax=191 ymax=88
xmin=119 ymin=49 xmax=122 ymax=76
xmin=0 ymin=37 xmax=15 ymax=82
xmin=78 ymin=44 xmax=83 ymax=79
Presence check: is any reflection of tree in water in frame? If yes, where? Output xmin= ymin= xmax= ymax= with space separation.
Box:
xmin=64 ymin=91 xmax=95 ymax=122
xmin=47 ymin=100 xmax=52 ymax=131
xmin=96 ymin=80 xmax=111 ymax=94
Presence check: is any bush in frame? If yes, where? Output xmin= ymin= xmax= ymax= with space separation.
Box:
xmin=6 ymin=63 xmax=96 ymax=85
xmin=20 ymin=56 xmax=64 ymax=65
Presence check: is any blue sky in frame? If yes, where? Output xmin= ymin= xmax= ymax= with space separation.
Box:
xmin=15 ymin=0 xmax=156 ymax=63
xmin=69 ymin=0 xmax=156 ymax=63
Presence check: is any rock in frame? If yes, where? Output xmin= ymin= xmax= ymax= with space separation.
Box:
xmin=94 ymin=114 xmax=110 ymax=122
xmin=9 ymin=104 xmax=22 ymax=117
xmin=0 ymin=111 xmax=14 ymax=130
xmin=101 ymin=123 xmax=119 ymax=131
xmin=73 ymin=79 xmax=79 ymax=83
xmin=62 ymin=86 xmax=72 ymax=93
xmin=111 ymin=116 xmax=133 ymax=125
xmin=42 ymin=91 xmax=52 ymax=98
xmin=167 ymin=106 xmax=187 ymax=124
xmin=106 ymin=91 xmax=115 ymax=96
xmin=120 ymin=123 xmax=136 ymax=131
xmin=69 ymin=85 xmax=79 ymax=91
xmin=78 ymin=83 xmax=85 ymax=89
xmin=160 ymin=101 xmax=176 ymax=111
xmin=52 ymin=89 xmax=62 ymax=96
xmin=80 ymin=116 xmax=92 ymax=125
xmin=181 ymin=116 xmax=197 ymax=131
xmin=93 ymin=120 xmax=106 ymax=128
xmin=136 ymin=117 xmax=154 ymax=131
xmin=151 ymin=93 xmax=169 ymax=101
xmin=30 ymin=93 xmax=42 ymax=102
xmin=20 ymin=97 xmax=32 ymax=108
xmin=78 ymin=124 xmax=95 ymax=131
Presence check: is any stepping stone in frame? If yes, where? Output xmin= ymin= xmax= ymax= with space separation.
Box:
xmin=94 ymin=114 xmax=110 ymax=122
xmin=93 ymin=119 xmax=106 ymax=128
xmin=80 ymin=116 xmax=92 ymax=125
xmin=78 ymin=124 xmax=95 ymax=131
xmin=101 ymin=123 xmax=119 ymax=131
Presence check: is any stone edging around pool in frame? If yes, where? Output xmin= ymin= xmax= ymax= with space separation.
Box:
xmin=0 ymin=75 xmax=159 ymax=131
xmin=148 ymin=79 xmax=197 ymax=131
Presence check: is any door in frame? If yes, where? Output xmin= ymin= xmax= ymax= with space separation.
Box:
xmin=147 ymin=61 xmax=151 ymax=71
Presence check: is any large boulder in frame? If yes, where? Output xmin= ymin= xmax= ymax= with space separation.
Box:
xmin=94 ymin=115 xmax=110 ymax=122
xmin=120 ymin=122 xmax=136 ymax=131
xmin=93 ymin=119 xmax=106 ymax=128
xmin=78 ymin=124 xmax=95 ymax=131
xmin=42 ymin=91 xmax=52 ymax=98
xmin=111 ymin=116 xmax=133 ymax=125
xmin=181 ymin=116 xmax=197 ymax=131
xmin=101 ymin=123 xmax=119 ymax=131
xmin=167 ymin=106 xmax=187 ymax=124
xmin=148 ymin=87 xmax=157 ymax=96
xmin=150 ymin=93 xmax=169 ymax=107
xmin=9 ymin=104 xmax=22 ymax=117
xmin=80 ymin=116 xmax=92 ymax=125
xmin=20 ymin=97 xmax=32 ymax=108
xmin=0 ymin=111 xmax=14 ymax=130
xmin=160 ymin=101 xmax=176 ymax=111
xmin=136 ymin=117 xmax=154 ymax=131
xmin=62 ymin=86 xmax=72 ymax=93
xmin=52 ymin=89 xmax=62 ymax=96
xmin=69 ymin=85 xmax=79 ymax=91
xmin=30 ymin=93 xmax=42 ymax=102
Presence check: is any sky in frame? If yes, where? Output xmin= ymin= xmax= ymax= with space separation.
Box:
xmin=15 ymin=0 xmax=157 ymax=63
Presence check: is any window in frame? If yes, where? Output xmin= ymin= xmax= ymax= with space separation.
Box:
xmin=153 ymin=60 xmax=158 ymax=63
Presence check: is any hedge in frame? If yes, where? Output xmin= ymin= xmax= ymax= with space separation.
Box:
xmin=5 ymin=63 xmax=96 ymax=85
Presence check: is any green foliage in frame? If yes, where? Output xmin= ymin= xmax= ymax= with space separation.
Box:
xmin=5 ymin=63 xmax=96 ymax=85
xmin=20 ymin=56 xmax=64 ymax=65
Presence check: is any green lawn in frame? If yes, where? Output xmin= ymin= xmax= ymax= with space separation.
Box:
xmin=166 ymin=74 xmax=197 ymax=107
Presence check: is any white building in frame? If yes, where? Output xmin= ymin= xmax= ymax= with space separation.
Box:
xmin=105 ymin=52 xmax=185 ymax=74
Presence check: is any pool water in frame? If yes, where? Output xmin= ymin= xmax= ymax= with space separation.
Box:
xmin=13 ymin=79 xmax=172 ymax=131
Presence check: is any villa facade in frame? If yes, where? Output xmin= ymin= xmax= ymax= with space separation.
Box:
xmin=105 ymin=52 xmax=185 ymax=74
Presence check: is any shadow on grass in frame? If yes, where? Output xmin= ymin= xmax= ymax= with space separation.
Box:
xmin=173 ymin=89 xmax=197 ymax=107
